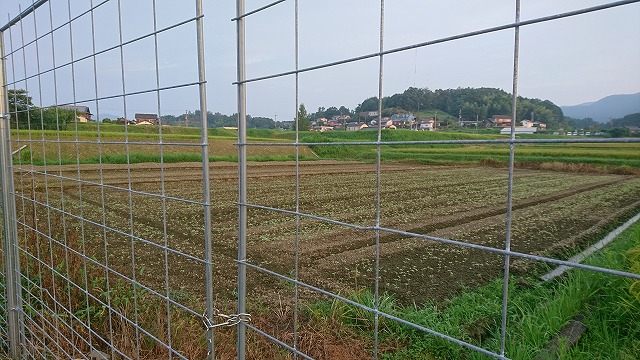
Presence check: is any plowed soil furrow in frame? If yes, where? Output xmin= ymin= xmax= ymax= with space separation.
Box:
xmin=15 ymin=161 xmax=640 ymax=306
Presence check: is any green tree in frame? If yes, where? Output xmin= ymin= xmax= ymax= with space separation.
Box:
xmin=7 ymin=89 xmax=69 ymax=130
xmin=323 ymin=106 xmax=340 ymax=119
xmin=607 ymin=127 xmax=630 ymax=138
xmin=356 ymin=97 xmax=379 ymax=113
xmin=611 ymin=113 xmax=640 ymax=128
xmin=7 ymin=89 xmax=34 ymax=128
xmin=297 ymin=104 xmax=311 ymax=130
xmin=35 ymin=107 xmax=72 ymax=130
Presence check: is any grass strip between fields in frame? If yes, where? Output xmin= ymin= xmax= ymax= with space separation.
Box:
xmin=13 ymin=152 xmax=319 ymax=166
xmin=10 ymin=129 xmax=640 ymax=173
xmin=306 ymin=222 xmax=640 ymax=359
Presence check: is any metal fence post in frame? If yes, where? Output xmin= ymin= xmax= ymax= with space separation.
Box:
xmin=0 ymin=30 xmax=24 ymax=359
xmin=236 ymin=0 xmax=248 ymax=358
xmin=500 ymin=1 xmax=521 ymax=356
xmin=195 ymin=0 xmax=215 ymax=358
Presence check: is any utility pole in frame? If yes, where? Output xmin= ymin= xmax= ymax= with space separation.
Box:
xmin=185 ymin=110 xmax=189 ymax=127
xmin=434 ymin=110 xmax=437 ymax=130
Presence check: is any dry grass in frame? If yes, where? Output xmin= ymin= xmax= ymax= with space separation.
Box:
xmin=480 ymin=158 xmax=640 ymax=175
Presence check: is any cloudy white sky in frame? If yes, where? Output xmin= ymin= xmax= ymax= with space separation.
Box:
xmin=2 ymin=0 xmax=639 ymax=120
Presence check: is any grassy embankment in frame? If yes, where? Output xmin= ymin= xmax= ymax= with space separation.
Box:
xmin=10 ymin=124 xmax=315 ymax=165
xmin=11 ymin=124 xmax=640 ymax=173
xmin=309 ymin=224 xmax=640 ymax=359
xmin=301 ymin=130 xmax=640 ymax=173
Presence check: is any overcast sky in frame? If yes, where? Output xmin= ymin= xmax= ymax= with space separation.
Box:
xmin=1 ymin=0 xmax=639 ymax=120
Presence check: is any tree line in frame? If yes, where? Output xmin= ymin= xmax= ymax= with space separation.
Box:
xmin=160 ymin=111 xmax=285 ymax=129
xmin=8 ymin=86 xmax=637 ymax=133
xmin=7 ymin=89 xmax=75 ymax=130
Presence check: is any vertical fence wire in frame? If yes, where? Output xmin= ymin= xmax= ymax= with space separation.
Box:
xmin=16 ymin=7 xmax=47 ymax=356
xmin=87 ymin=1 xmax=104 ymax=355
xmin=195 ymin=1 xmax=215 ymax=359
xmin=0 ymin=23 xmax=24 ymax=359
xmin=31 ymin=4 xmax=66 ymax=354
xmin=293 ymin=0 xmax=301 ymax=358
xmin=150 ymin=0 xmax=169 ymax=358
xmin=500 ymin=0 xmax=521 ymax=356
xmin=373 ymin=1 xmax=385 ymax=359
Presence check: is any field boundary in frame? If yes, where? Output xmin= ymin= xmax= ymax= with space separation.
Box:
xmin=542 ymin=212 xmax=640 ymax=281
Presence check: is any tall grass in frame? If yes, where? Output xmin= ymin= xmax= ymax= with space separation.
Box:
xmin=305 ymin=224 xmax=640 ymax=359
xmin=12 ymin=211 xmax=207 ymax=359
xmin=13 ymin=151 xmax=318 ymax=166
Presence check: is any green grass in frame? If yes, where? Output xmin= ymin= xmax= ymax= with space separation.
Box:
xmin=14 ymin=152 xmax=318 ymax=166
xmin=303 ymin=129 xmax=498 ymax=142
xmin=301 ymin=130 xmax=640 ymax=171
xmin=11 ymin=127 xmax=640 ymax=171
xmin=307 ymin=223 xmax=640 ymax=359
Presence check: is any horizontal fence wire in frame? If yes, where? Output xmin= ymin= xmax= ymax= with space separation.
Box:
xmin=239 ymin=260 xmax=505 ymax=359
xmin=236 ymin=137 xmax=640 ymax=146
xmin=238 ymin=203 xmax=640 ymax=280
xmin=13 ymin=168 xmax=211 ymax=206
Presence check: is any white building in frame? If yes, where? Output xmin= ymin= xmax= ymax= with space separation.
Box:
xmin=500 ymin=127 xmax=537 ymax=135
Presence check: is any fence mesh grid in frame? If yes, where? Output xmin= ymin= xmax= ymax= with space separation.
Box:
xmin=233 ymin=1 xmax=640 ymax=359
xmin=0 ymin=0 xmax=638 ymax=359
xmin=1 ymin=0 xmax=214 ymax=359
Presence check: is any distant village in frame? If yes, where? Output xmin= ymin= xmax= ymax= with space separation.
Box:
xmin=65 ymin=105 xmax=549 ymax=135
xmin=63 ymin=105 xmax=636 ymax=137
xmin=309 ymin=111 xmax=548 ymax=135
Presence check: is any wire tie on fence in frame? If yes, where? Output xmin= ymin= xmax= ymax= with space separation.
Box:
xmin=202 ymin=309 xmax=252 ymax=356
xmin=202 ymin=309 xmax=251 ymax=330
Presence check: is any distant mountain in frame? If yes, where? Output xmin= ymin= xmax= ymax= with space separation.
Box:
xmin=561 ymin=93 xmax=640 ymax=122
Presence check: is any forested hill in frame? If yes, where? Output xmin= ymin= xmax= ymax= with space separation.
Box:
xmin=354 ymin=87 xmax=564 ymax=128
xmin=157 ymin=87 xmax=564 ymax=130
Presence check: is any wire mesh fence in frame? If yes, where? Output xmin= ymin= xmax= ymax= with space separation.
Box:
xmin=232 ymin=1 xmax=640 ymax=359
xmin=0 ymin=0 xmax=639 ymax=359
xmin=0 ymin=0 xmax=216 ymax=358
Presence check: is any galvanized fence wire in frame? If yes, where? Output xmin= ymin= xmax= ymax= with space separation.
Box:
xmin=1 ymin=0 xmax=213 ymax=359
xmin=0 ymin=0 xmax=637 ymax=359
xmin=235 ymin=1 xmax=640 ymax=360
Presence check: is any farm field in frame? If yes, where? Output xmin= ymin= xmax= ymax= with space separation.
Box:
xmin=10 ymin=128 xmax=316 ymax=165
xmin=302 ymin=131 xmax=640 ymax=170
xmin=12 ymin=128 xmax=640 ymax=173
xmin=11 ymin=159 xmax=640 ymax=358
xmin=17 ymin=161 xmax=640 ymax=304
